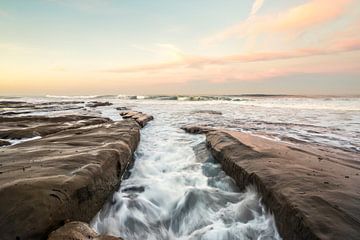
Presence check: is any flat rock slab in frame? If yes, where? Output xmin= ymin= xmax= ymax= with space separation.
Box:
xmin=0 ymin=115 xmax=109 ymax=139
xmin=0 ymin=117 xmax=140 ymax=240
xmin=48 ymin=221 xmax=122 ymax=240
xmin=0 ymin=101 xmax=85 ymax=116
xmin=185 ymin=127 xmax=360 ymax=240
xmin=120 ymin=111 xmax=154 ymax=127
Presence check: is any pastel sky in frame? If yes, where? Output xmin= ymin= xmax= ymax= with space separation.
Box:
xmin=0 ymin=0 xmax=359 ymax=96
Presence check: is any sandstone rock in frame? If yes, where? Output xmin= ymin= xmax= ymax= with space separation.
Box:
xmin=120 ymin=111 xmax=154 ymax=127
xmin=0 ymin=115 xmax=109 ymax=140
xmin=48 ymin=221 xmax=122 ymax=240
xmin=203 ymin=130 xmax=360 ymax=240
xmin=181 ymin=125 xmax=214 ymax=134
xmin=0 ymin=118 xmax=140 ymax=240
xmin=0 ymin=101 xmax=85 ymax=116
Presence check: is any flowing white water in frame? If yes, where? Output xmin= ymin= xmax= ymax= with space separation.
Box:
xmin=2 ymin=95 xmax=358 ymax=238
xmin=91 ymin=110 xmax=281 ymax=240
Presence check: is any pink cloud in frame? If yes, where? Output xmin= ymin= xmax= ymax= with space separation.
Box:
xmin=203 ymin=0 xmax=353 ymax=45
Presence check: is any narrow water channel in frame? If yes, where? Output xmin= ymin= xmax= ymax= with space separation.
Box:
xmin=91 ymin=109 xmax=281 ymax=240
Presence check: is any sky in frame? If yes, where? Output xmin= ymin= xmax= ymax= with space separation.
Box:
xmin=0 ymin=0 xmax=359 ymax=96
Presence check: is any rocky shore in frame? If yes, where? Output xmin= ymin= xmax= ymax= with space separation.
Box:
xmin=0 ymin=102 xmax=153 ymax=240
xmin=183 ymin=126 xmax=360 ymax=240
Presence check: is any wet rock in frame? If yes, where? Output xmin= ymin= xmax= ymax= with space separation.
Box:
xmin=0 ymin=117 xmax=140 ymax=240
xmin=120 ymin=111 xmax=154 ymax=127
xmin=191 ymin=110 xmax=222 ymax=115
xmin=0 ymin=101 xmax=85 ymax=116
xmin=181 ymin=125 xmax=214 ymax=134
xmin=203 ymin=130 xmax=360 ymax=240
xmin=48 ymin=221 xmax=122 ymax=240
xmin=86 ymin=101 xmax=113 ymax=108
xmin=116 ymin=107 xmax=130 ymax=111
xmin=0 ymin=115 xmax=109 ymax=139
xmin=0 ymin=139 xmax=10 ymax=146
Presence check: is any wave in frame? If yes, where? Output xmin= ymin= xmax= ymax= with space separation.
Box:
xmin=45 ymin=95 xmax=117 ymax=99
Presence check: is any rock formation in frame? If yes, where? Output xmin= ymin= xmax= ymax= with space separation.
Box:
xmin=120 ymin=111 xmax=154 ymax=127
xmin=48 ymin=221 xmax=122 ymax=240
xmin=0 ymin=116 xmax=141 ymax=240
xmin=183 ymin=127 xmax=360 ymax=240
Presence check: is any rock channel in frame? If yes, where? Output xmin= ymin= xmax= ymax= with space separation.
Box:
xmin=183 ymin=126 xmax=360 ymax=240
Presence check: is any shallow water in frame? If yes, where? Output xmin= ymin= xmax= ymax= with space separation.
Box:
xmin=2 ymin=95 xmax=358 ymax=153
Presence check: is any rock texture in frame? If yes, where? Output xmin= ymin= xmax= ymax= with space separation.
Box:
xmin=48 ymin=221 xmax=122 ymax=240
xmin=86 ymin=101 xmax=113 ymax=108
xmin=0 ymin=115 xmax=109 ymax=139
xmin=0 ymin=117 xmax=140 ymax=240
xmin=120 ymin=111 xmax=154 ymax=127
xmin=0 ymin=101 xmax=85 ymax=116
xmin=184 ymin=127 xmax=360 ymax=240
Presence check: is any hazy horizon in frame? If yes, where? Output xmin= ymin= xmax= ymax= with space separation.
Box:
xmin=1 ymin=0 xmax=360 ymax=95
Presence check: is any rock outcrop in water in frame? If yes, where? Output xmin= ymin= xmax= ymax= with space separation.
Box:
xmin=48 ymin=221 xmax=122 ymax=240
xmin=0 ymin=115 xmax=141 ymax=240
xmin=183 ymin=126 xmax=360 ymax=240
xmin=120 ymin=111 xmax=154 ymax=127
xmin=86 ymin=101 xmax=113 ymax=108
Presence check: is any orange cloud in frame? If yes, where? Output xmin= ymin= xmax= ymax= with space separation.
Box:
xmin=203 ymin=0 xmax=353 ymax=44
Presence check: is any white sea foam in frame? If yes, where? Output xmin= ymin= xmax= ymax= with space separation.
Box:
xmin=91 ymin=110 xmax=281 ymax=240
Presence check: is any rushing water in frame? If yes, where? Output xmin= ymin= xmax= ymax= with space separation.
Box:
xmin=91 ymin=109 xmax=280 ymax=240
xmin=1 ymin=95 xmax=359 ymax=239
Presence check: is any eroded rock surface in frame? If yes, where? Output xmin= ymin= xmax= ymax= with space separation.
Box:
xmin=184 ymin=127 xmax=360 ymax=240
xmin=0 ymin=101 xmax=85 ymax=116
xmin=48 ymin=221 xmax=122 ymax=240
xmin=0 ymin=117 xmax=140 ymax=240
xmin=0 ymin=115 xmax=109 ymax=140
xmin=120 ymin=111 xmax=154 ymax=127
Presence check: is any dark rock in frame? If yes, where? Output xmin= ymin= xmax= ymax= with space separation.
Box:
xmin=86 ymin=101 xmax=113 ymax=108
xmin=0 ymin=139 xmax=11 ymax=146
xmin=204 ymin=130 xmax=360 ymax=240
xmin=48 ymin=221 xmax=122 ymax=240
xmin=115 ymin=107 xmax=130 ymax=111
xmin=181 ymin=125 xmax=214 ymax=134
xmin=0 ymin=117 xmax=140 ymax=240
xmin=191 ymin=110 xmax=222 ymax=115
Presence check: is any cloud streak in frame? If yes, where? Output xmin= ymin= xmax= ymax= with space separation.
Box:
xmin=250 ymin=0 xmax=264 ymax=16
xmin=107 ymin=37 xmax=360 ymax=74
xmin=203 ymin=0 xmax=353 ymax=45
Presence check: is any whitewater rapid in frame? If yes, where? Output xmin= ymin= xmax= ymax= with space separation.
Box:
xmin=91 ymin=110 xmax=281 ymax=240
